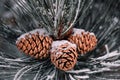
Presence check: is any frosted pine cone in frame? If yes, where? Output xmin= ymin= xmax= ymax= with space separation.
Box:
xmin=50 ymin=40 xmax=78 ymax=71
xmin=16 ymin=28 xmax=53 ymax=59
xmin=68 ymin=28 xmax=97 ymax=55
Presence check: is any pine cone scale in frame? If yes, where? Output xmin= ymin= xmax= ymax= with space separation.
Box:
xmin=68 ymin=28 xmax=97 ymax=55
xmin=16 ymin=29 xmax=53 ymax=59
xmin=50 ymin=40 xmax=78 ymax=71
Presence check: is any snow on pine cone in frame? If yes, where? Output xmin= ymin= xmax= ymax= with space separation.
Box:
xmin=50 ymin=40 xmax=78 ymax=71
xmin=16 ymin=28 xmax=53 ymax=59
xmin=68 ymin=28 xmax=97 ymax=55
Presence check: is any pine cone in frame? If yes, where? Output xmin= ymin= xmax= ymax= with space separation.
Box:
xmin=50 ymin=40 xmax=78 ymax=71
xmin=68 ymin=28 xmax=97 ymax=54
xmin=16 ymin=29 xmax=53 ymax=59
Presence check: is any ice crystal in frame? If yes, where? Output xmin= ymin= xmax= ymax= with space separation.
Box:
xmin=0 ymin=0 xmax=120 ymax=80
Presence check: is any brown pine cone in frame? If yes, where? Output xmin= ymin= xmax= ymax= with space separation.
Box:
xmin=50 ymin=40 xmax=78 ymax=71
xmin=68 ymin=28 xmax=97 ymax=55
xmin=16 ymin=29 xmax=53 ymax=59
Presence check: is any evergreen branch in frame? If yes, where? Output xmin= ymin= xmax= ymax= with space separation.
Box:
xmin=76 ymin=0 xmax=93 ymax=26
xmin=54 ymin=0 xmax=65 ymax=38
xmin=62 ymin=0 xmax=81 ymax=35
xmin=69 ymin=74 xmax=76 ymax=80
xmin=13 ymin=65 xmax=31 ymax=80
xmin=13 ymin=63 xmax=41 ymax=80
xmin=33 ymin=65 xmax=43 ymax=80
xmin=0 ymin=0 xmax=120 ymax=80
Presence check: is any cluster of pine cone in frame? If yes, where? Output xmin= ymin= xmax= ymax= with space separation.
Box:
xmin=16 ymin=28 xmax=97 ymax=71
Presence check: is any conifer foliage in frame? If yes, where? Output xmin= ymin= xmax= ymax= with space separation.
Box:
xmin=0 ymin=0 xmax=120 ymax=80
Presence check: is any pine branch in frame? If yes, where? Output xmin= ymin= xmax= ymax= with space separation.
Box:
xmin=0 ymin=0 xmax=120 ymax=80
